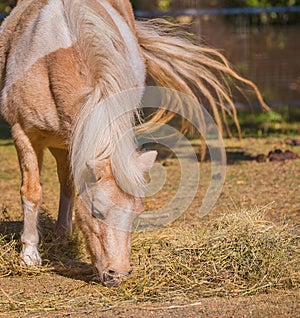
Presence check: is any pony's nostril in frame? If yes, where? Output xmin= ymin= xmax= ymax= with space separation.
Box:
xmin=108 ymin=269 xmax=116 ymax=276
xmin=106 ymin=268 xmax=132 ymax=277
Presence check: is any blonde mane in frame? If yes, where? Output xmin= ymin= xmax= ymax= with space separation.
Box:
xmin=68 ymin=0 xmax=146 ymax=196
xmin=68 ymin=1 xmax=268 ymax=196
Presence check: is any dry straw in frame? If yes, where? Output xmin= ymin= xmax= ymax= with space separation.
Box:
xmin=0 ymin=206 xmax=299 ymax=307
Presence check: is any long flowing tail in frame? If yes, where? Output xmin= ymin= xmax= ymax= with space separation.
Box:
xmin=135 ymin=19 xmax=269 ymax=137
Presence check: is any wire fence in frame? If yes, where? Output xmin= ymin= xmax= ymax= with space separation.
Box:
xmin=1 ymin=6 xmax=300 ymax=20
xmin=135 ymin=5 xmax=300 ymax=17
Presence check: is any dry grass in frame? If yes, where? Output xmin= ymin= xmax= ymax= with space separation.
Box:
xmin=114 ymin=206 xmax=299 ymax=301
xmin=0 ymin=235 xmax=52 ymax=279
xmin=0 ymin=134 xmax=299 ymax=314
xmin=0 ymin=206 xmax=299 ymax=307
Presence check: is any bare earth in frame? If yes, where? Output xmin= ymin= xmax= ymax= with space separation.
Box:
xmin=0 ymin=133 xmax=300 ymax=317
xmin=1 ymin=275 xmax=299 ymax=318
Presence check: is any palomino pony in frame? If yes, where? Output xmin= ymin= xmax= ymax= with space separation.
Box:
xmin=0 ymin=0 xmax=267 ymax=285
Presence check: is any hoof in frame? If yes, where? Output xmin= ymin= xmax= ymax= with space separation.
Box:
xmin=20 ymin=245 xmax=42 ymax=266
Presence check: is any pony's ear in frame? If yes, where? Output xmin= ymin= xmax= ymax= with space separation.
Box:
xmin=138 ymin=151 xmax=158 ymax=172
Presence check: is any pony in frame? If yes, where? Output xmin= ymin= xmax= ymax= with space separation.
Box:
xmin=0 ymin=0 xmax=268 ymax=285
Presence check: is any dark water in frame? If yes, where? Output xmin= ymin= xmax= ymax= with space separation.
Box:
xmin=187 ymin=15 xmax=300 ymax=109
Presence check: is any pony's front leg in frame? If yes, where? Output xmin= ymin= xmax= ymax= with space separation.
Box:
xmin=49 ymin=148 xmax=74 ymax=238
xmin=12 ymin=125 xmax=43 ymax=266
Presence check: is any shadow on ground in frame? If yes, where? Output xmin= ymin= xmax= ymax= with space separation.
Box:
xmin=143 ymin=142 xmax=254 ymax=164
xmin=0 ymin=208 xmax=95 ymax=282
xmin=225 ymin=147 xmax=254 ymax=164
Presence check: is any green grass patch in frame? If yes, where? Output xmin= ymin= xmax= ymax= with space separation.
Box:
xmin=227 ymin=108 xmax=300 ymax=137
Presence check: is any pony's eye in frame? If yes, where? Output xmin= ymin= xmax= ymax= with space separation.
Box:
xmin=92 ymin=209 xmax=105 ymax=220
xmin=95 ymin=176 xmax=102 ymax=183
xmin=91 ymin=202 xmax=106 ymax=220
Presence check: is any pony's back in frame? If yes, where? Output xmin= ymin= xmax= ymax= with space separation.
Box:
xmin=0 ymin=0 xmax=49 ymax=101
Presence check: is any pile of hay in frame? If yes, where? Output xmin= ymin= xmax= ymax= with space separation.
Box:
xmin=0 ymin=235 xmax=49 ymax=277
xmin=105 ymin=207 xmax=299 ymax=302
xmin=0 ymin=206 xmax=299 ymax=303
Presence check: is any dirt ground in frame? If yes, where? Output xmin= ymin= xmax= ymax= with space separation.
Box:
xmin=1 ymin=276 xmax=299 ymax=318
xmin=0 ymin=132 xmax=300 ymax=317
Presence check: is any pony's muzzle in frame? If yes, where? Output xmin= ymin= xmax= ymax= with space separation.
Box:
xmin=102 ymin=268 xmax=132 ymax=287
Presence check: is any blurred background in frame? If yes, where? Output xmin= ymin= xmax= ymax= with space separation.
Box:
xmin=1 ymin=0 xmax=300 ymax=135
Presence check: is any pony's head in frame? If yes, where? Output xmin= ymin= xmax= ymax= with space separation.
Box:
xmin=76 ymin=150 xmax=157 ymax=286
